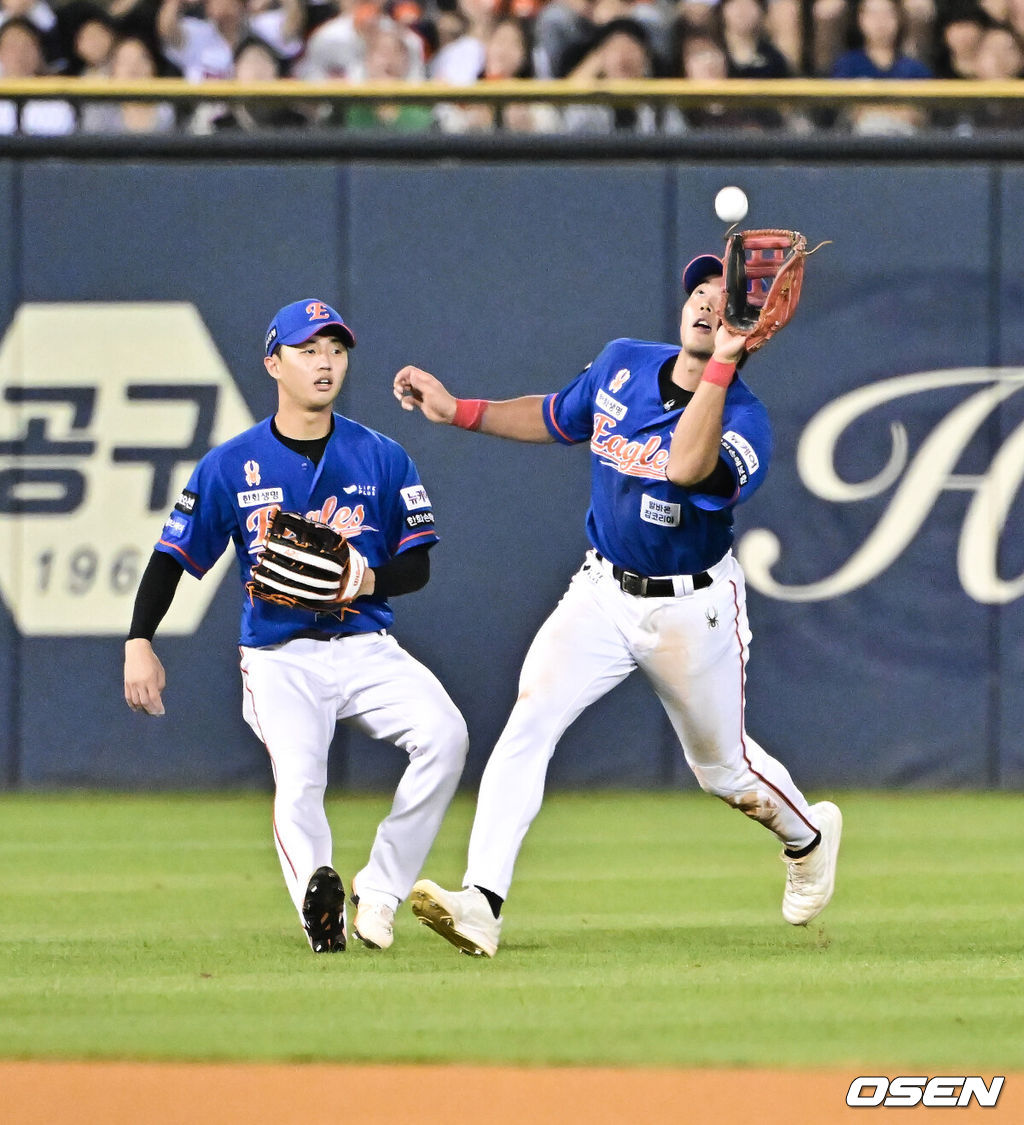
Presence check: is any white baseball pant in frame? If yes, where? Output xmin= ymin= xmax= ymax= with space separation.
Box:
xmin=464 ymin=550 xmax=820 ymax=899
xmin=240 ymin=631 xmax=468 ymax=919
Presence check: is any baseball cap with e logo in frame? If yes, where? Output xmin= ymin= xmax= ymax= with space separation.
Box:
xmin=265 ymin=298 xmax=356 ymax=356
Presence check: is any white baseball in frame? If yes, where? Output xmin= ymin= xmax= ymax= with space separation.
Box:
xmin=715 ymin=186 xmax=748 ymax=223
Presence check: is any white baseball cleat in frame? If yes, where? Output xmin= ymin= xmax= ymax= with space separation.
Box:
xmin=410 ymin=880 xmax=502 ymax=958
xmin=354 ymin=901 xmax=395 ymax=950
xmin=781 ymin=801 xmax=843 ymax=925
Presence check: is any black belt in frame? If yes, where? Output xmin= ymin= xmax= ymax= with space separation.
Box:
xmin=290 ymin=628 xmax=387 ymax=642
xmin=596 ymin=553 xmax=712 ymax=597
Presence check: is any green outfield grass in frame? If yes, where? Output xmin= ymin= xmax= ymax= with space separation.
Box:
xmin=0 ymin=790 xmax=1020 ymax=1069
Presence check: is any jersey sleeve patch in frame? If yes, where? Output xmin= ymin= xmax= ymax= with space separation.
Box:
xmin=400 ymin=484 xmax=431 ymax=510
xmin=174 ymin=489 xmax=199 ymax=515
xmin=721 ymin=429 xmax=760 ymax=486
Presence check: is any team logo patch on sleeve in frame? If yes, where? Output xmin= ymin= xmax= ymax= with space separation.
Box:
xmin=401 ymin=485 xmax=431 ymax=510
xmin=174 ymin=489 xmax=198 ymax=515
xmin=721 ymin=430 xmax=760 ymax=486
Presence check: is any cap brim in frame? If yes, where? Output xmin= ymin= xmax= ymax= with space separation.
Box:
xmin=279 ymin=321 xmax=356 ymax=349
xmin=683 ymin=254 xmax=723 ymax=294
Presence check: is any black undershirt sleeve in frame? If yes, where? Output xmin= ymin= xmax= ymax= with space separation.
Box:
xmin=694 ymin=458 xmax=738 ymax=498
xmin=372 ymin=544 xmax=431 ymax=598
xmin=128 ymin=542 xmax=430 ymax=641
xmin=127 ymin=550 xmax=184 ymax=641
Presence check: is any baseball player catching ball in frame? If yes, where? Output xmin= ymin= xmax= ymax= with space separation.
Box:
xmin=124 ymin=298 xmax=468 ymax=954
xmin=393 ymin=254 xmax=842 ymax=957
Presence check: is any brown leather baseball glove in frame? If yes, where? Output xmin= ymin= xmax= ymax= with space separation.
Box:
xmin=719 ymin=228 xmax=821 ymax=352
xmin=249 ymin=509 xmax=366 ymax=612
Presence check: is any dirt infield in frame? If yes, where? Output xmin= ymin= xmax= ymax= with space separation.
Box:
xmin=2 ymin=1062 xmax=1018 ymax=1124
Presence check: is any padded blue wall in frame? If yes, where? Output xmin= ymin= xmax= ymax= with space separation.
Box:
xmin=1 ymin=157 xmax=1021 ymax=790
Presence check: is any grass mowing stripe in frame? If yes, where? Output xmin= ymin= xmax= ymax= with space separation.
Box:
xmin=0 ymin=790 xmax=1020 ymax=1068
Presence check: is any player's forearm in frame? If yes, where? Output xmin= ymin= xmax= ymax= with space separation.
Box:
xmin=372 ymin=545 xmax=430 ymax=597
xmin=456 ymin=396 xmax=554 ymax=443
xmin=665 ymin=384 xmax=728 ymax=487
xmin=127 ymin=549 xmax=184 ymax=641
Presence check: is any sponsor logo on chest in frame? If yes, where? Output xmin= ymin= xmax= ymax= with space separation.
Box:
xmin=595 ymin=389 xmax=628 ymax=420
xmin=237 ymin=486 xmax=284 ymax=508
xmin=640 ymin=493 xmax=680 ymax=527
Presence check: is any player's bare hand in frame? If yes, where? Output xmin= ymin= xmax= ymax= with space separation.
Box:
xmin=124 ymin=638 xmax=167 ymax=716
xmin=713 ymin=324 xmax=748 ymax=364
xmin=393 ymin=366 xmax=457 ymax=425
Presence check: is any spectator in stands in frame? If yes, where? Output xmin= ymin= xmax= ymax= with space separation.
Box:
xmin=664 ymin=22 xmax=778 ymax=130
xmin=157 ymin=0 xmax=305 ymax=80
xmin=763 ymin=0 xmax=935 ymax=76
xmin=901 ymin=0 xmax=938 ymax=64
xmin=106 ymin=0 xmax=163 ymax=52
xmin=591 ymin=0 xmax=674 ymax=69
xmin=933 ymin=0 xmax=996 ymax=77
xmin=977 ymin=0 xmax=1008 ymax=22
xmin=968 ymin=22 xmax=1024 ymax=126
xmin=245 ymin=0 xmax=310 ymax=61
xmin=0 ymin=15 xmax=75 ymax=133
xmin=433 ymin=2 xmax=470 ymax=56
xmin=720 ymin=0 xmax=790 ymax=76
xmin=428 ymin=0 xmax=490 ymax=83
xmin=80 ymin=33 xmax=178 ymax=132
xmin=343 ymin=20 xmax=435 ymax=128
xmin=832 ymin=0 xmax=932 ymax=75
xmin=562 ymin=17 xmax=661 ymax=132
xmin=437 ymin=14 xmax=560 ymax=131
xmin=198 ymin=34 xmax=311 ymax=130
xmin=58 ymin=1 xmax=118 ymax=77
xmin=0 ymin=0 xmax=65 ymax=67
xmin=298 ymin=0 xmax=426 ymax=81
xmin=534 ymin=0 xmax=595 ymax=76
xmin=830 ymin=0 xmax=932 ymax=134
xmin=157 ymin=0 xmax=238 ymax=77
xmin=718 ymin=0 xmax=793 ymax=126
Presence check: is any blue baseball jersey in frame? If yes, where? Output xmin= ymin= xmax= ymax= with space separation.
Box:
xmin=155 ymin=414 xmax=439 ymax=646
xmin=542 ymin=338 xmax=772 ymax=576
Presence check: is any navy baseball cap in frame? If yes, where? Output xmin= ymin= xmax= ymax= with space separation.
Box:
xmin=683 ymin=254 xmax=723 ymax=294
xmin=264 ymin=299 xmax=356 ymax=357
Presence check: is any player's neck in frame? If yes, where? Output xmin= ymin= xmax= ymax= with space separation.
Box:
xmin=670 ymin=348 xmax=706 ymax=393
xmin=274 ymin=404 xmax=334 ymax=441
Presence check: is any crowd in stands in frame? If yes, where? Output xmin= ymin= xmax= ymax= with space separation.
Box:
xmin=0 ymin=0 xmax=1021 ymax=135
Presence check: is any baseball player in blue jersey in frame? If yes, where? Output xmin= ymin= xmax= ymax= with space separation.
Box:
xmin=124 ymin=298 xmax=468 ymax=953
xmin=393 ymin=255 xmax=842 ymax=957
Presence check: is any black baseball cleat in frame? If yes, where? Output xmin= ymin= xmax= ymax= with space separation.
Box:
xmin=302 ymin=866 xmax=347 ymax=952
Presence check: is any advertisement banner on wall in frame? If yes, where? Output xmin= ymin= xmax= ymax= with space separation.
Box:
xmin=0 ymin=303 xmax=254 ymax=636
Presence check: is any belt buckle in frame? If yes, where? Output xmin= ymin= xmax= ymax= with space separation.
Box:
xmin=620 ymin=571 xmax=647 ymax=596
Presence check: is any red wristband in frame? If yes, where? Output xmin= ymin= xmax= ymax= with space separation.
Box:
xmin=702 ymin=358 xmax=737 ymax=388
xmin=452 ymin=398 xmax=488 ymax=431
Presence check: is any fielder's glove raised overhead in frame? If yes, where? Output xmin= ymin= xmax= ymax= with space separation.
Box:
xmin=250 ymin=509 xmax=367 ymax=612
xmin=719 ymin=228 xmax=824 ymax=352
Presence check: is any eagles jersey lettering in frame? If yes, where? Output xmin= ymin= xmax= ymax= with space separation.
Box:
xmin=542 ymin=338 xmax=772 ymax=577
xmin=155 ymin=414 xmax=439 ymax=646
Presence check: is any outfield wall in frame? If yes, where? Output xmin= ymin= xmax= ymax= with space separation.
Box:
xmin=1 ymin=155 xmax=1022 ymax=791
